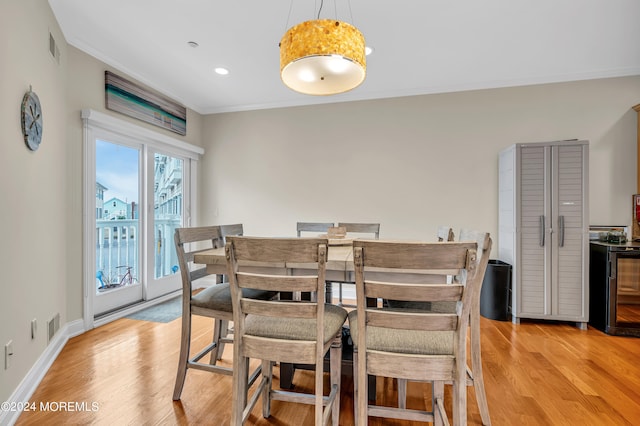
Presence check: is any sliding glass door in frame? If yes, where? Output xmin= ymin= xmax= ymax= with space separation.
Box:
xmin=83 ymin=109 xmax=201 ymax=323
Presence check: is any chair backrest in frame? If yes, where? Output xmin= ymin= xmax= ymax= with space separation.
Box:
xmin=457 ymin=229 xmax=492 ymax=306
xmin=337 ymin=222 xmax=380 ymax=239
xmin=437 ymin=226 xmax=455 ymax=242
xmin=296 ymin=222 xmax=334 ymax=237
xmin=174 ymin=226 xmax=224 ymax=292
xmin=220 ymin=223 xmax=243 ymax=241
xmin=225 ymin=236 xmax=329 ymax=363
xmin=353 ymin=239 xmax=485 ymax=365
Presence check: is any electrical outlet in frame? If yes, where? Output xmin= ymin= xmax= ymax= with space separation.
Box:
xmin=4 ymin=340 xmax=13 ymax=370
xmin=31 ymin=318 xmax=37 ymax=339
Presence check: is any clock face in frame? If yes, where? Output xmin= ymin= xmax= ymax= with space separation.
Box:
xmin=21 ymin=91 xmax=43 ymax=151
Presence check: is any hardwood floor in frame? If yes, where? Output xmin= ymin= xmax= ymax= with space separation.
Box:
xmin=15 ymin=313 xmax=640 ymax=425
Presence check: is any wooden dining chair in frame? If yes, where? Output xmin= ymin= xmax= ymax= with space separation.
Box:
xmin=225 ymin=236 xmax=348 ymax=426
xmin=396 ymin=229 xmax=493 ymax=425
xmin=349 ymin=238 xmax=491 ymax=425
xmin=296 ymin=222 xmax=334 ymax=237
xmin=172 ymin=226 xmax=274 ymax=401
xmin=334 ymin=222 xmax=380 ymax=307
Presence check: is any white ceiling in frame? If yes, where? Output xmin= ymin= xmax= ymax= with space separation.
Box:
xmin=49 ymin=0 xmax=640 ymax=115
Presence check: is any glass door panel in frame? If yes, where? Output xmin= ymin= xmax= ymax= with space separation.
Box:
xmin=94 ymin=140 xmax=143 ymax=316
xmin=145 ymin=152 xmax=184 ymax=299
xmin=616 ymin=257 xmax=640 ymax=327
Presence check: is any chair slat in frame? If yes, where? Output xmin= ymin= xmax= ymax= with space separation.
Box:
xmin=355 ymin=241 xmax=476 ymax=270
xmin=240 ymin=299 xmax=317 ymax=319
xmin=228 ymin=236 xmax=326 ymax=263
xmin=367 ymin=351 xmax=455 ymax=381
xmin=236 ymin=272 xmax=317 ymax=292
xmin=296 ymin=222 xmax=334 ymax=237
xmin=366 ymin=309 xmax=458 ymax=331
xmin=365 ymin=282 xmax=463 ymax=302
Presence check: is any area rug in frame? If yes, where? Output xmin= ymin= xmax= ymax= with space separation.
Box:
xmin=126 ymin=296 xmax=182 ymax=323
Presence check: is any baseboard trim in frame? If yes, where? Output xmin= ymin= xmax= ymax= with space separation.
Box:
xmin=0 ymin=319 xmax=85 ymax=426
xmin=93 ymin=290 xmax=181 ymax=328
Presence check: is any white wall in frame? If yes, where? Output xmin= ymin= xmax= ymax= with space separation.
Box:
xmin=0 ymin=0 xmax=68 ymax=403
xmin=200 ymin=76 xmax=640 ymax=246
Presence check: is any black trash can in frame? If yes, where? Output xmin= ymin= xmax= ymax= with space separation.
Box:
xmin=480 ymin=260 xmax=512 ymax=321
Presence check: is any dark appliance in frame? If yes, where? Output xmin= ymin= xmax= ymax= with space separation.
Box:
xmin=589 ymin=240 xmax=640 ymax=337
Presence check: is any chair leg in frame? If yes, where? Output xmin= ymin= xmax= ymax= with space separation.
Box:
xmin=433 ymin=381 xmax=445 ymax=426
xmin=314 ymin=347 xmax=324 ymax=426
xmin=173 ymin=306 xmax=191 ymax=400
xmin=261 ymin=359 xmax=272 ymax=418
xmin=353 ymin=347 xmax=358 ymax=426
xmin=231 ymin=352 xmax=249 ymax=425
xmin=330 ymin=335 xmax=342 ymax=426
xmin=470 ymin=309 xmax=491 ymax=425
xmin=218 ymin=319 xmax=230 ymax=361
xmin=209 ymin=319 xmax=222 ymax=364
xmin=452 ymin=369 xmax=467 ymax=426
xmin=356 ymin=347 xmax=368 ymax=426
xmin=398 ymin=378 xmax=407 ymax=409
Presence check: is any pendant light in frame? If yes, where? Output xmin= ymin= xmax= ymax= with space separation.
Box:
xmin=279 ymin=2 xmax=366 ymax=96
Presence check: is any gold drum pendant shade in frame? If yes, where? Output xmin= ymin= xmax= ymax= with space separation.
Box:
xmin=280 ymin=19 xmax=366 ymax=95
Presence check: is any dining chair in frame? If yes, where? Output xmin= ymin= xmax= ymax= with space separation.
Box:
xmin=396 ymin=229 xmax=493 ymax=425
xmin=335 ymin=222 xmax=380 ymax=307
xmin=296 ymin=222 xmax=334 ymax=237
xmin=349 ymin=238 xmax=491 ymax=425
xmin=172 ymin=226 xmax=274 ymax=401
xmin=225 ymin=236 xmax=348 ymax=426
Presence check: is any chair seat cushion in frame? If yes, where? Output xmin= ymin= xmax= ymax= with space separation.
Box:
xmin=245 ymin=304 xmax=348 ymax=345
xmin=191 ymin=283 xmax=275 ymax=313
xmin=348 ymin=310 xmax=454 ymax=355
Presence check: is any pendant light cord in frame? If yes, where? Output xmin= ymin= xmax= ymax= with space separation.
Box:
xmin=284 ymin=0 xmax=294 ymax=32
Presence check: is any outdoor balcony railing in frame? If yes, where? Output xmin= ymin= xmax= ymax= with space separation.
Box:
xmin=96 ymin=217 xmax=181 ymax=289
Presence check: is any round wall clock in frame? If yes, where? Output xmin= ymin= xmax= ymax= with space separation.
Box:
xmin=21 ymin=87 xmax=43 ymax=151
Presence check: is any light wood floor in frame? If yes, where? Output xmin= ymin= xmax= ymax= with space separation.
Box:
xmin=15 ymin=311 xmax=640 ymax=425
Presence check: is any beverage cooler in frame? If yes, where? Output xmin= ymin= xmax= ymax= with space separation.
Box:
xmin=589 ymin=235 xmax=640 ymax=337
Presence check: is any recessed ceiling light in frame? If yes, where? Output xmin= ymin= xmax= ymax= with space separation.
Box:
xmin=214 ymin=67 xmax=229 ymax=75
xmin=187 ymin=41 xmax=199 ymax=48
xmin=365 ymin=46 xmax=374 ymax=56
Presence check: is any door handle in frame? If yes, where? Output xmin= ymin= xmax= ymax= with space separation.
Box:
xmin=558 ymin=215 xmax=565 ymax=247
xmin=539 ymin=215 xmax=545 ymax=247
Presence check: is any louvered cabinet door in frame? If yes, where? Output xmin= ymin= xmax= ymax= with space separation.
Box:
xmin=551 ymin=144 xmax=589 ymax=321
xmin=517 ymin=145 xmax=551 ymax=317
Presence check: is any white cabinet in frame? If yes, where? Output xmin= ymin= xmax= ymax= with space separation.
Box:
xmin=499 ymin=140 xmax=589 ymax=328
